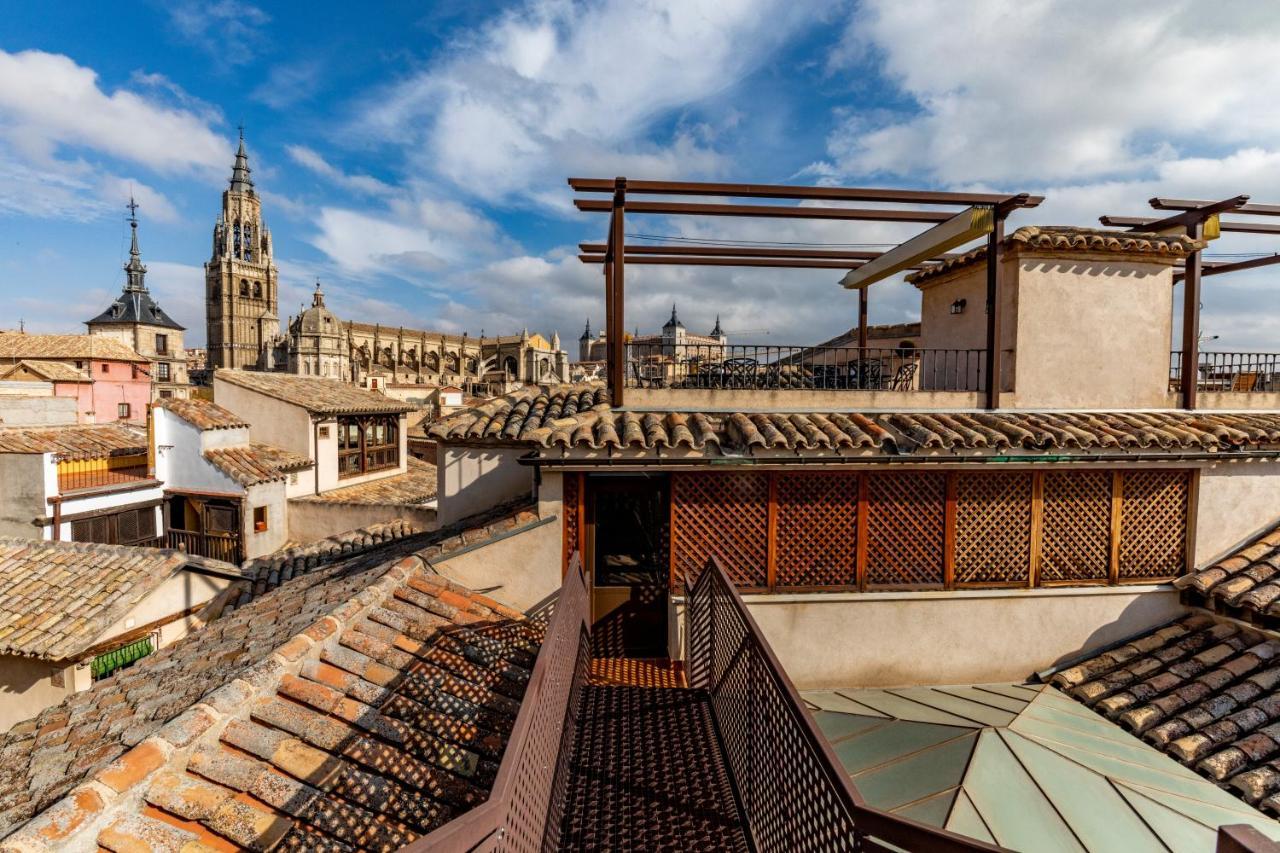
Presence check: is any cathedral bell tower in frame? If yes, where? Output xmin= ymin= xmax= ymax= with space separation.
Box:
xmin=205 ymin=130 xmax=280 ymax=370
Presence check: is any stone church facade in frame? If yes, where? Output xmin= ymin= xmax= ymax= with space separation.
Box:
xmin=204 ymin=133 xmax=280 ymax=371
xmin=201 ymin=133 xmax=569 ymax=388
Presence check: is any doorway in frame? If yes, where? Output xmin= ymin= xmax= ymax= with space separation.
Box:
xmin=586 ymin=475 xmax=670 ymax=658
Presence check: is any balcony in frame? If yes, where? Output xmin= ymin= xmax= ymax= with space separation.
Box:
xmin=1169 ymin=351 xmax=1280 ymax=408
xmin=167 ymin=528 xmax=242 ymax=564
xmin=57 ymin=464 xmax=153 ymax=494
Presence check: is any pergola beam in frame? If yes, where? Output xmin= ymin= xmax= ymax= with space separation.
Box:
xmin=579 ymin=254 xmax=869 ymax=270
xmin=578 ymin=243 xmax=965 ymax=262
xmin=839 ymin=206 xmax=996 ymax=290
xmin=569 ymin=177 xmax=1044 ymax=208
xmin=1174 ymin=253 xmax=1280 ymax=282
xmin=1152 ymin=197 xmax=1280 ymax=216
xmin=573 ymin=199 xmax=955 ymax=223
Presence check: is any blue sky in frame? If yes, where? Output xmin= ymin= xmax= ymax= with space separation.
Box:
xmin=4 ymin=1 xmax=1280 ymax=349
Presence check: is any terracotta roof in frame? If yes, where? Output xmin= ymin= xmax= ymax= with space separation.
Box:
xmin=155 ymin=397 xmax=249 ymax=430
xmin=1051 ymin=614 xmax=1280 ymax=816
xmin=907 ymin=225 xmax=1205 ymax=285
xmin=0 ymin=538 xmax=238 ymax=662
xmin=0 ymin=504 xmax=545 ymax=842
xmin=0 ymin=332 xmax=147 ymax=363
xmin=297 ymin=457 xmax=437 ymax=506
xmin=0 ymin=360 xmax=90 ymax=383
xmin=1176 ymin=519 xmax=1280 ymax=620
xmin=215 ymin=369 xmax=413 ymax=415
xmin=0 ymin=423 xmax=146 ymax=460
xmin=204 ymin=442 xmax=313 ymax=487
xmin=429 ymin=385 xmax=1280 ymax=455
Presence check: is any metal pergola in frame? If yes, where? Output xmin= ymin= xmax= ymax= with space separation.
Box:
xmin=570 ymin=178 xmax=1042 ymax=408
xmin=1100 ymin=196 xmax=1280 ymax=409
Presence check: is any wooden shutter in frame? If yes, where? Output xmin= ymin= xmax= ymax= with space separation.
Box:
xmin=671 ymin=472 xmax=769 ymax=589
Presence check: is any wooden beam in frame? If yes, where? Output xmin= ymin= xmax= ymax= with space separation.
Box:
xmin=1151 ymin=197 xmax=1280 ymax=216
xmin=1174 ymin=253 xmax=1280 ymax=281
xmin=611 ymin=179 xmax=627 ymax=407
xmin=766 ymin=472 xmax=778 ymax=593
xmin=944 ymin=473 xmax=957 ymax=590
xmin=1182 ymin=220 xmax=1204 ymax=410
xmin=568 ymin=177 xmax=1044 ymax=208
xmin=857 ymin=288 xmax=868 ymax=350
xmin=1110 ymin=471 xmax=1123 ymax=585
xmin=840 ymin=206 xmax=995 ymax=291
xmin=574 ymin=198 xmax=955 ymax=223
xmin=578 ymin=243 xmax=895 ymax=260
xmin=578 ymin=254 xmax=868 ymax=269
xmin=985 ymin=214 xmax=1006 ymax=410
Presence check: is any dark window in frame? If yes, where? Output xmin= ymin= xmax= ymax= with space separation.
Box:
xmin=75 ymin=360 xmax=84 ymax=370
xmin=118 ymin=402 xmax=131 ymax=419
xmin=100 ymin=363 xmax=109 ymax=374
xmin=337 ymin=415 xmax=399 ymax=479
xmin=253 ymin=506 xmax=268 ymax=532
xmin=155 ymin=334 xmax=168 ymax=354
xmin=253 ymin=281 xmax=262 ymax=298
xmin=240 ymin=279 xmax=249 ymax=297
xmin=156 ymin=363 xmax=171 ymax=382
xmin=159 ymin=390 xmax=172 ymax=399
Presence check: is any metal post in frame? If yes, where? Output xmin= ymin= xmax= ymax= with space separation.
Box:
xmin=610 ymin=178 xmax=627 ymax=407
xmin=984 ymin=215 xmax=1006 ymax=409
xmin=603 ymin=258 xmax=613 ymax=399
xmin=857 ymin=287 xmax=868 ymax=350
xmin=1181 ymin=221 xmax=1204 ymax=410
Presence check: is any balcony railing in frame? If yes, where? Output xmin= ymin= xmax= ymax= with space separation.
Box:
xmin=625 ymin=343 xmax=987 ymax=392
xmin=1171 ymin=351 xmax=1280 ymax=393
xmin=167 ymin=528 xmax=242 ymax=564
xmin=57 ymin=465 xmax=151 ymax=494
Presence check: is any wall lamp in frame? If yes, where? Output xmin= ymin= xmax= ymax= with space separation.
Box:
xmin=950 ymin=299 xmax=967 ymax=315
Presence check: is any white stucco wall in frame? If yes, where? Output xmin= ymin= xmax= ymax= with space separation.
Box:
xmin=435 ymin=445 xmax=534 ymax=526
xmin=242 ymin=480 xmax=289 ymax=558
xmin=0 ymin=453 xmax=47 ymax=538
xmin=0 ymin=655 xmax=75 ymax=732
xmin=153 ymin=410 xmax=244 ymax=495
xmin=213 ymin=378 xmax=312 ymax=456
xmin=431 ymin=518 xmax=561 ymax=612
xmin=1194 ymin=460 xmax=1280 ymax=565
xmin=734 ymin=586 xmax=1184 ymax=689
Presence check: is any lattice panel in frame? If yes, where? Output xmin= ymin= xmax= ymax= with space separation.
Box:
xmin=672 ymin=473 xmax=769 ymax=589
xmin=1041 ymin=471 xmax=1112 ymax=582
xmin=866 ymin=472 xmax=946 ymax=586
xmin=562 ymin=472 xmax=580 ymax=573
xmin=955 ymin=472 xmax=1033 ymax=585
xmin=775 ymin=473 xmax=859 ymax=588
xmin=1119 ymin=470 xmax=1190 ymax=579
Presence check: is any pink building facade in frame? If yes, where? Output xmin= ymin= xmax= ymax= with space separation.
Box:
xmin=58 ymin=359 xmax=151 ymax=423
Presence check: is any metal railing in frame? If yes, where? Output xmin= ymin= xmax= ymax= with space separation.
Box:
xmin=402 ymin=552 xmax=592 ymax=853
xmin=1170 ymin=351 xmax=1280 ymax=393
xmin=57 ymin=465 xmax=151 ymax=493
xmin=167 ymin=529 xmax=242 ymax=564
xmin=686 ymin=555 xmax=1003 ymax=853
xmin=625 ymin=343 xmax=986 ymax=392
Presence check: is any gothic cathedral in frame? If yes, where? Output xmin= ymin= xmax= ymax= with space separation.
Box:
xmin=205 ymin=133 xmax=280 ymax=369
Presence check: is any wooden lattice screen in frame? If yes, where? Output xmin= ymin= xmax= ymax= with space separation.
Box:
xmin=1119 ymin=470 xmax=1190 ymax=580
xmin=671 ymin=472 xmax=769 ymax=589
xmin=1040 ymin=471 xmax=1113 ymax=583
xmin=865 ymin=472 xmax=946 ymax=586
xmin=775 ymin=472 xmax=859 ymax=588
xmin=955 ymin=472 xmax=1033 ymax=586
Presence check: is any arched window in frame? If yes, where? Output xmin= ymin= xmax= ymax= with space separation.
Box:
xmin=253 ymin=281 xmax=262 ymax=298
xmin=239 ymin=279 xmax=249 ymax=297
xmin=503 ymin=356 xmax=518 ymax=377
xmin=212 ymin=284 xmax=220 ymax=299
xmin=304 ymin=362 xmax=310 ymax=375
xmin=233 ymin=222 xmax=241 ymax=259
xmin=242 ymin=223 xmax=253 ymax=261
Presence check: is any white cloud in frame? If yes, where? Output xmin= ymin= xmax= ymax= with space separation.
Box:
xmin=252 ymin=60 xmax=323 ymax=109
xmin=166 ymin=0 xmax=271 ymax=67
xmin=0 ymin=50 xmax=228 ymax=222
xmin=363 ymin=0 xmax=828 ymax=203
xmin=285 ymin=145 xmax=394 ymax=197
xmin=821 ymin=1 xmax=1280 ymax=186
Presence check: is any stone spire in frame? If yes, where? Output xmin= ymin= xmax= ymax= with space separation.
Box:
xmin=311 ymin=280 xmax=325 ymax=306
xmin=123 ymin=196 xmax=147 ymax=292
xmin=551 ymin=330 xmax=561 ymax=350
xmin=663 ymin=303 xmax=684 ymax=330
xmin=229 ymin=127 xmax=253 ymax=193
xmin=711 ymin=315 xmax=723 ymax=336
xmin=580 ymin=318 xmax=592 ymax=340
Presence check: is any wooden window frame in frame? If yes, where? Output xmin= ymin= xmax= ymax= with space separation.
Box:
xmin=336 ymin=414 xmax=400 ymax=479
